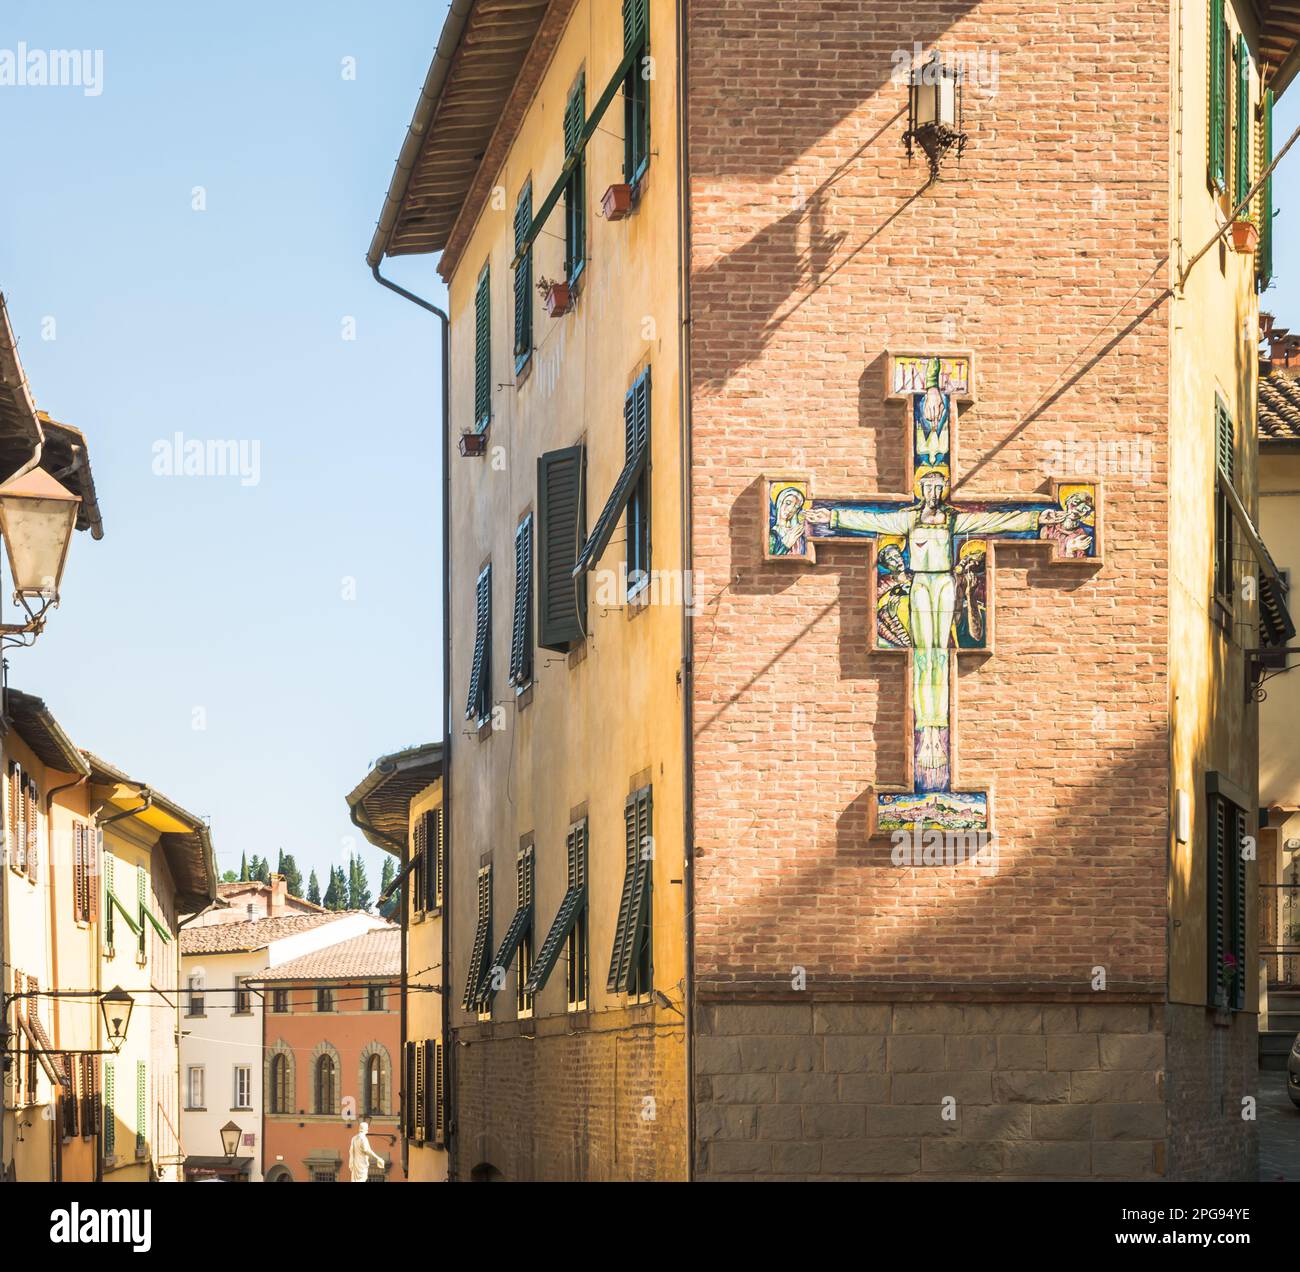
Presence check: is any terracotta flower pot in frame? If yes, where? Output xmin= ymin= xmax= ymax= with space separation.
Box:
xmin=602 ymin=183 xmax=634 ymax=221
xmin=1228 ymin=219 xmax=1259 ymax=254
xmin=544 ymin=281 xmax=572 ymax=317
xmin=458 ymin=431 xmax=487 ymax=457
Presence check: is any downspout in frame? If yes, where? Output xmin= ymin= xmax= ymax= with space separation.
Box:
xmin=674 ymin=0 xmax=697 ymax=1182
xmin=348 ymin=789 xmax=410 ymax=1175
xmin=369 ymin=260 xmax=454 ymax=1180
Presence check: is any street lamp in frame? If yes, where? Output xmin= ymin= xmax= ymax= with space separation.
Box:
xmin=0 ymin=466 xmax=81 ymax=644
xmin=99 ymin=986 xmax=134 ymax=1050
xmin=220 ymin=1121 xmax=242 ymax=1161
xmin=904 ymin=55 xmax=967 ymax=183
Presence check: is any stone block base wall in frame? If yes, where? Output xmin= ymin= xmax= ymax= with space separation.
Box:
xmin=452 ymin=1005 xmax=687 ymax=1181
xmin=1164 ymin=1003 xmax=1258 ymax=1181
xmin=695 ymin=999 xmax=1178 ymax=1180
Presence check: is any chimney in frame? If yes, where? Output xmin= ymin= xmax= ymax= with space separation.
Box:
xmin=246 ymin=902 xmax=258 ymax=920
xmin=268 ymin=873 xmax=287 ymax=917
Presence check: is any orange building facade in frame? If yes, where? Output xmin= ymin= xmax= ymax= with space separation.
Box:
xmin=259 ymin=928 xmax=403 ymax=1182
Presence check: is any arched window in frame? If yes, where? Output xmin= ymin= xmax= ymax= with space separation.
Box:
xmin=270 ymin=1053 xmax=290 ymax=1114
xmin=315 ymin=1054 xmax=336 ymax=1115
xmin=366 ymin=1054 xmax=383 ymax=1116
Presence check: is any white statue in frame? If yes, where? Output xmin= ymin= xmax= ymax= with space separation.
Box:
xmin=348 ymin=1121 xmax=385 ymax=1182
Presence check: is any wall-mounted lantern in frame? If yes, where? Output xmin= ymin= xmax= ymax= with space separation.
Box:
xmin=904 ymin=56 xmax=967 ymax=183
xmin=99 ymin=985 xmax=135 ymax=1050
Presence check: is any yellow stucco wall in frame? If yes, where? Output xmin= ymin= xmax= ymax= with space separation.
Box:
xmin=444 ymin=0 xmax=686 ymax=1121
xmin=405 ymin=777 xmax=446 ymax=1182
xmin=1260 ymin=450 xmax=1300 ymax=807
xmin=1166 ymin=0 xmax=1263 ymax=1008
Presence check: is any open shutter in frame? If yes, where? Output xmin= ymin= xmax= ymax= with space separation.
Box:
xmin=474 ymin=266 xmax=491 ymax=429
xmin=608 ymin=788 xmax=653 ymax=994
xmin=537 ymin=446 xmax=586 ymax=650
xmin=73 ymin=822 xmax=85 ymax=922
xmin=463 ymin=865 xmax=493 ymax=1011
xmin=1207 ymin=795 xmax=1226 ymax=1006
xmin=104 ymin=1062 xmax=115 ymax=1156
xmin=1235 ymin=35 xmax=1250 ymax=206
xmin=513 ymin=183 xmax=533 ymax=364
xmin=404 ymin=1042 xmax=417 ymax=1139
xmin=509 ymin=514 xmax=534 ymax=687
xmin=525 ymin=819 xmax=587 ymax=995
xmin=1259 ymin=87 xmax=1274 ymax=288
xmin=430 ymin=807 xmax=445 ymax=910
xmin=422 ymin=1039 xmax=437 ymax=1145
xmin=411 ymin=813 xmax=427 ymax=915
xmin=23 ymin=775 xmax=35 ymax=878
xmin=433 ymin=1040 xmax=445 ymax=1146
xmin=465 ymin=565 xmax=492 ymax=722
xmin=1209 ymin=0 xmax=1227 ymax=191
xmin=1232 ymin=805 xmax=1248 ymax=1011
xmin=135 ymin=1060 xmax=147 ymax=1156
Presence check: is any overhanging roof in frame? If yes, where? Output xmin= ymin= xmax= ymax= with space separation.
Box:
xmin=368 ymin=0 xmax=567 ymax=277
xmin=5 ymin=689 xmax=90 ymax=777
xmin=1260 ymin=1 xmax=1300 ymax=96
xmin=83 ymin=750 xmax=218 ymax=912
xmin=346 ymin=742 xmax=442 ymax=856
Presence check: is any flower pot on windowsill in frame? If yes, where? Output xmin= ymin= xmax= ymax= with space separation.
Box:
xmin=1228 ymin=219 xmax=1259 ymax=254
xmin=543 ymin=281 xmax=572 ymax=317
xmin=601 ymin=182 xmax=634 ymax=221
xmin=459 ymin=430 xmax=488 ymax=458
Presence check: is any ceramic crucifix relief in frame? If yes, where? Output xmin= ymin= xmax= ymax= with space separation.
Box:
xmin=763 ymin=352 xmax=1102 ymax=835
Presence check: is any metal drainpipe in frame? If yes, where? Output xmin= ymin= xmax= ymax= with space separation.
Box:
xmin=675 ymin=0 xmax=698 ymax=1183
xmin=369 ymin=260 xmax=454 ymax=1180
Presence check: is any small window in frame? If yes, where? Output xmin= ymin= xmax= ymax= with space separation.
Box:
xmin=365 ymin=1054 xmax=384 ymax=1116
xmin=233 ymin=981 xmax=251 ymax=1015
xmin=566 ymin=821 xmax=589 ymax=1010
xmin=186 ymin=1066 xmax=204 ymax=1110
xmin=310 ymin=1166 xmax=338 ymax=1183
xmin=1207 ymin=783 xmax=1249 ymax=1011
xmin=234 ymin=1065 xmax=252 ymax=1110
xmin=186 ymin=975 xmax=205 ymax=1017
xmin=317 ymin=987 xmax=334 ymax=1013
xmin=269 ymin=1053 xmax=290 ymax=1114
xmin=315 ymin=1055 xmax=337 ymax=1114
xmin=368 ymin=985 xmax=385 ymax=1012
xmin=466 ymin=564 xmax=493 ymax=726
xmin=271 ymin=988 xmax=289 ymax=1014
xmin=622 ymin=0 xmax=651 ymax=184
xmin=474 ymin=264 xmax=491 ymax=430
xmin=563 ymin=75 xmax=587 ymax=284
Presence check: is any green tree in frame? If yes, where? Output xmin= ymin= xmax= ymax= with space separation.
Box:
xmin=221 ymin=869 xmax=238 ymax=884
xmin=306 ymin=870 xmax=322 ymax=906
xmin=379 ymin=857 xmax=396 ymax=897
xmin=256 ymin=857 xmax=271 ymax=884
xmin=239 ymin=852 xmax=248 ymax=882
xmin=280 ymin=854 xmax=304 ymax=899
xmin=276 ymin=847 xmax=285 ymax=875
xmin=348 ymin=854 xmax=372 ymax=912
xmin=323 ymin=865 xmax=347 ymax=911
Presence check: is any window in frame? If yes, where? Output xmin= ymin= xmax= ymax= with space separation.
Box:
xmin=429 ymin=807 xmax=444 ymax=911
xmin=509 ymin=514 xmax=534 ymax=689
xmin=73 ymin=821 xmax=96 ymax=922
xmin=479 ymin=847 xmax=533 ymax=1016
xmin=608 ymin=785 xmax=653 ymax=997
xmin=1234 ymin=34 xmax=1250 ymax=207
xmin=517 ymin=846 xmax=536 ymax=1016
xmin=563 ymin=75 xmax=586 ymax=283
xmin=623 ymin=0 xmax=650 ymax=183
xmin=271 ymin=988 xmax=289 ymax=1014
xmin=513 ymin=182 xmax=533 ymax=371
xmin=368 ymin=985 xmax=385 ymax=1012
xmin=135 ymin=1061 xmax=147 ymax=1156
xmin=104 ymin=1062 xmax=115 ymax=1157
xmin=406 ymin=1041 xmax=424 ymax=1142
xmin=6 ymin=760 xmax=23 ymax=871
xmin=466 ymin=564 xmax=493 ymax=726
xmin=574 ymin=369 xmax=651 ymax=591
xmin=463 ymin=864 xmax=493 ymax=1015
xmin=315 ymin=1054 xmax=337 ymax=1114
xmin=234 ymin=980 xmax=251 ymax=1015
xmin=1209 ymin=0 xmax=1228 ymax=192
xmin=366 ymin=1054 xmax=384 ymax=1116
xmin=1207 ymin=779 xmax=1249 ymax=1011
xmin=474 ymin=264 xmax=491 ymax=430
xmin=316 ymin=987 xmax=334 ymax=1013
xmin=524 ymin=819 xmax=588 ymax=1006
xmin=187 ymin=974 xmax=205 ymax=1017
xmin=310 ymin=1166 xmax=338 ymax=1183
xmin=413 ymin=807 xmax=444 ymax=914
xmin=186 ymin=1066 xmax=205 ymax=1110
xmin=537 ymin=446 xmax=587 ymax=651
xmin=234 ymin=1065 xmax=252 ymax=1110
xmin=1213 ymin=397 xmax=1235 ymax=610
xmin=269 ymin=1053 xmax=290 ymax=1114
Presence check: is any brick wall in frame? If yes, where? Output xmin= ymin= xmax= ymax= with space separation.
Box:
xmin=452 ymin=1008 xmax=687 ymax=1180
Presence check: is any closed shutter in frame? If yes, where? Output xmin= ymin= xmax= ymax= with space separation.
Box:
xmin=135 ymin=1060 xmax=146 ymax=1156
xmin=463 ymin=865 xmax=493 ymax=1011
xmin=412 ymin=814 xmax=427 ymax=915
xmin=62 ymin=1058 xmax=78 ymax=1138
xmin=513 ymin=183 xmax=532 ymax=365
xmin=85 ymin=1055 xmax=99 ymax=1138
xmin=433 ymin=1040 xmax=445 ymax=1147
xmin=1232 ymin=805 xmax=1248 ymax=1011
xmin=509 ymin=514 xmax=534 ymax=687
xmin=422 ymin=1039 xmax=437 ymax=1145
xmin=1259 ymin=87 xmax=1274 ymax=287
xmin=537 ymin=446 xmax=587 ymax=650
xmin=104 ymin=1062 xmax=115 ymax=1156
xmin=1207 ymin=795 xmax=1227 ymax=1006
xmin=608 ymin=787 xmax=653 ymax=995
xmin=474 ymin=266 xmax=491 ymax=429
xmin=403 ymin=1041 xmax=417 ymax=1140
xmin=525 ymin=819 xmax=588 ymax=995
xmin=4 ymin=761 xmax=15 ymax=867
xmin=465 ymin=564 xmax=492 ymax=722
xmin=413 ymin=1040 xmax=426 ymax=1143
xmin=574 ymin=371 xmax=650 ymax=578
xmin=564 ymin=74 xmax=585 ymax=156
xmin=25 ymin=778 xmax=37 ymax=881
xmin=1209 ymin=0 xmax=1227 ymax=190
xmin=1235 ymin=34 xmax=1250 ymax=206
xmin=136 ymin=866 xmax=147 ymax=959
xmin=429 ymin=807 xmax=445 ymax=911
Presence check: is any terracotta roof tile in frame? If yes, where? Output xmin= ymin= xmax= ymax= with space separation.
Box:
xmin=1259 ymin=374 xmax=1300 ymax=442
xmin=180 ymin=911 xmax=349 ymax=955
xmin=260 ymin=927 xmax=401 ymax=982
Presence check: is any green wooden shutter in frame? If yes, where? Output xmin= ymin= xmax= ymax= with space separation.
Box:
xmin=509 ymin=514 xmax=534 ymax=687
xmin=608 ymin=787 xmax=653 ymax=995
xmin=513 ymin=184 xmax=532 ymax=366
xmin=1259 ymin=87 xmax=1274 ymax=287
xmin=1232 ymin=806 xmax=1248 ymax=1011
xmin=564 ymin=76 xmax=586 ymax=281
xmin=1216 ymin=398 xmax=1235 ymax=484
xmin=463 ymin=865 xmax=493 ymax=1011
xmin=622 ymin=0 xmax=650 ymax=182
xmin=537 ymin=446 xmax=587 ymax=650
xmin=1235 ymin=35 xmax=1250 ymax=207
xmin=1209 ymin=0 xmax=1226 ymax=191
xmin=104 ymin=850 xmax=115 ymax=948
xmin=1207 ymin=795 xmax=1226 ymax=1006
xmin=474 ymin=266 xmax=491 ymax=429
xmin=136 ymin=866 xmax=147 ymax=959
xmin=104 ymin=1062 xmax=115 ymax=1156
xmin=135 ymin=1060 xmax=146 ymax=1156
xmin=465 ymin=565 xmax=491 ymax=722
xmin=524 ymin=820 xmax=588 ymax=996
xmin=623 ymin=0 xmax=648 ymax=49
xmin=564 ymin=75 xmax=586 ymax=155
xmin=432 ymin=807 xmax=445 ymax=910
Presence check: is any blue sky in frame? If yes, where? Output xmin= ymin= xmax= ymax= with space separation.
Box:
xmin=0 ymin=1 xmax=452 ymax=893
xmin=1 ymin=6 xmax=1297 ymax=897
